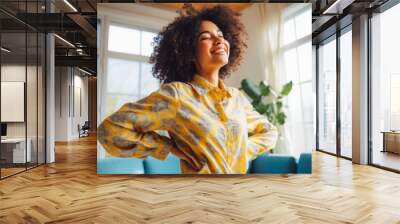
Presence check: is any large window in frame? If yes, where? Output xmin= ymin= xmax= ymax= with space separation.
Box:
xmin=97 ymin=15 xmax=162 ymax=159
xmin=371 ymin=3 xmax=400 ymax=171
xmin=316 ymin=27 xmax=352 ymax=158
xmin=105 ymin=24 xmax=159 ymax=117
xmin=340 ymin=29 xmax=352 ymax=158
xmin=317 ymin=37 xmax=337 ymax=154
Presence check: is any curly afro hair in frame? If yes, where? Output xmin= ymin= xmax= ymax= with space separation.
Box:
xmin=149 ymin=4 xmax=248 ymax=83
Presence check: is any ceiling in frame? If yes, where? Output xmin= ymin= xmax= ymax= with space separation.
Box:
xmin=0 ymin=31 xmax=45 ymax=65
xmin=0 ymin=0 xmax=97 ymax=74
xmin=311 ymin=0 xmax=391 ymax=43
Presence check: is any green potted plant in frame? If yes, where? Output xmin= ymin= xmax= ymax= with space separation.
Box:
xmin=240 ymin=79 xmax=293 ymax=153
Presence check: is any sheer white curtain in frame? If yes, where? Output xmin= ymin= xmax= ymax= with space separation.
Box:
xmin=256 ymin=4 xmax=313 ymax=156
xmin=256 ymin=4 xmax=290 ymax=154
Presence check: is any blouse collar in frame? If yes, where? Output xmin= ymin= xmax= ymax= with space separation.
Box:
xmin=189 ymin=74 xmax=232 ymax=99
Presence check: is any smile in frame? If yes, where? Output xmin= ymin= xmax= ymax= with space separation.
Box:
xmin=211 ymin=47 xmax=226 ymax=55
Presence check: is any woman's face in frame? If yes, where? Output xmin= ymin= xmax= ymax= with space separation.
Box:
xmin=195 ymin=20 xmax=230 ymax=73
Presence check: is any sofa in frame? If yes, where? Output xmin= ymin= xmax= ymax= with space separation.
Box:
xmin=97 ymin=152 xmax=312 ymax=174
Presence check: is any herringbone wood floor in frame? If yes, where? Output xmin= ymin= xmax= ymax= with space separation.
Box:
xmin=1 ymin=135 xmax=400 ymax=224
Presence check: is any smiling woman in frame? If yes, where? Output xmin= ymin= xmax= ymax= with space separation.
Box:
xmin=150 ymin=4 xmax=247 ymax=83
xmin=97 ymin=4 xmax=279 ymax=174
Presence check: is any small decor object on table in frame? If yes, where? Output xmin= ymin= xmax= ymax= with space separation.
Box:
xmin=381 ymin=130 xmax=400 ymax=154
xmin=78 ymin=121 xmax=90 ymax=138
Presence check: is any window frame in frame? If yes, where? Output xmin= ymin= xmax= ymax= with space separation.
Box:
xmin=368 ymin=1 xmax=400 ymax=173
xmin=99 ymin=17 xmax=161 ymax=120
xmin=315 ymin=24 xmax=353 ymax=161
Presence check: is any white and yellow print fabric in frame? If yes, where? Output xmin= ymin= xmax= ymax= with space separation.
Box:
xmin=98 ymin=74 xmax=278 ymax=174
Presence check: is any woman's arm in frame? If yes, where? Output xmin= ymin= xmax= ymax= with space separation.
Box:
xmin=98 ymin=83 xmax=180 ymax=160
xmin=239 ymin=91 xmax=279 ymax=160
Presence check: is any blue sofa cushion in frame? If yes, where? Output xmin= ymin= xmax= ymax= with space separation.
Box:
xmin=144 ymin=154 xmax=181 ymax=174
xmin=297 ymin=153 xmax=312 ymax=174
xmin=252 ymin=153 xmax=297 ymax=174
xmin=97 ymin=158 xmax=144 ymax=174
xmin=97 ymin=153 xmax=311 ymax=174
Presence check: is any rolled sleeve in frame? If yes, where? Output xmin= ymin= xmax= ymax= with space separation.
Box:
xmin=239 ymin=91 xmax=279 ymax=160
xmin=98 ymin=83 xmax=180 ymax=160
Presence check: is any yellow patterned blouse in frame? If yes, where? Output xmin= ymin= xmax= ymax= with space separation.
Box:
xmin=98 ymin=74 xmax=278 ymax=174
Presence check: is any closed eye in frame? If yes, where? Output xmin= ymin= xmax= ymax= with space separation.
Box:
xmin=199 ymin=34 xmax=211 ymax=40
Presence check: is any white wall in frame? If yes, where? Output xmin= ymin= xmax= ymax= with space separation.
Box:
xmin=72 ymin=73 xmax=89 ymax=138
xmin=1 ymin=64 xmax=46 ymax=163
xmin=226 ymin=4 xmax=268 ymax=88
xmin=226 ymin=4 xmax=292 ymax=89
xmin=54 ymin=67 xmax=89 ymax=141
xmin=1 ymin=65 xmax=27 ymax=140
xmin=55 ymin=67 xmax=68 ymax=141
xmin=1 ymin=65 xmax=36 ymax=137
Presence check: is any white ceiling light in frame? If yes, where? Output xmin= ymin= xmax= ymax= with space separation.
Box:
xmin=76 ymin=48 xmax=84 ymax=55
xmin=63 ymin=0 xmax=78 ymax=12
xmin=323 ymin=0 xmax=355 ymax=15
xmin=54 ymin=34 xmax=75 ymax=48
xmin=78 ymin=67 xmax=92 ymax=76
xmin=1 ymin=47 xmax=11 ymax=53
